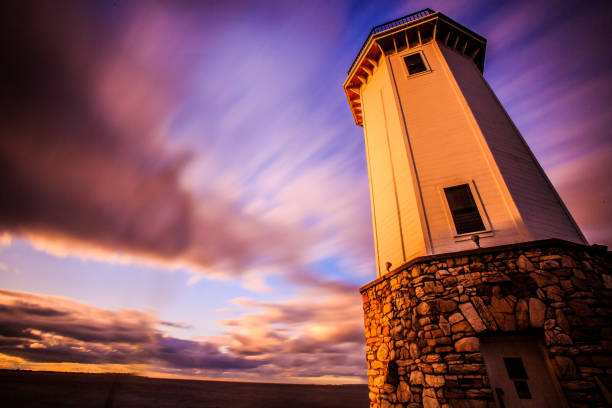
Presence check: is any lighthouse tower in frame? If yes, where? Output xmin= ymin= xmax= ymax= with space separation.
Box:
xmin=347 ymin=9 xmax=612 ymax=408
xmin=344 ymin=9 xmax=586 ymax=278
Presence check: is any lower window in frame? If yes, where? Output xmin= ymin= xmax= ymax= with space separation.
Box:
xmin=443 ymin=184 xmax=485 ymax=234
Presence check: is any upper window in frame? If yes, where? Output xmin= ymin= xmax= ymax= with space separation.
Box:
xmin=404 ymin=53 xmax=427 ymax=75
xmin=444 ymin=184 xmax=485 ymax=234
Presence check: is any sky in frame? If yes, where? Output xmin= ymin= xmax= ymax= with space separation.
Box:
xmin=0 ymin=0 xmax=610 ymax=384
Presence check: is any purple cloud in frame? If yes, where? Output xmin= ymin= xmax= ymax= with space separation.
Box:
xmin=0 ymin=289 xmax=264 ymax=371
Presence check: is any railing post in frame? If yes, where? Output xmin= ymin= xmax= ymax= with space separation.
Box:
xmin=347 ymin=8 xmax=434 ymax=75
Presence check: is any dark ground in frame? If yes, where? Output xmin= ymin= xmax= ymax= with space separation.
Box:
xmin=1 ymin=370 xmax=369 ymax=408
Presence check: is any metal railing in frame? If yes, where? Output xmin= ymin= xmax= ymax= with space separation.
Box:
xmin=347 ymin=8 xmax=435 ymax=75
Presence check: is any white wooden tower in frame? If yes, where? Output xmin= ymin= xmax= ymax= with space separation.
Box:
xmin=343 ymin=9 xmax=586 ymax=277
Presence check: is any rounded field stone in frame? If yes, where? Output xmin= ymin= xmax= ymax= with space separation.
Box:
xmin=376 ymin=343 xmax=389 ymax=361
xmin=455 ymin=336 xmax=480 ymax=352
xmin=417 ymin=302 xmax=431 ymax=316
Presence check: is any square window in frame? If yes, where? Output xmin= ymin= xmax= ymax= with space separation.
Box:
xmin=444 ymin=184 xmax=485 ymax=234
xmin=404 ymin=53 xmax=427 ymax=75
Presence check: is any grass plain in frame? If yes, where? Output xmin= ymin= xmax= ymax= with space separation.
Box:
xmin=1 ymin=369 xmax=369 ymax=408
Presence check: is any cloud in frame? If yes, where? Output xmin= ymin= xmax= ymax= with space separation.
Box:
xmin=477 ymin=1 xmax=612 ymax=246
xmin=219 ymin=286 xmax=366 ymax=379
xmin=0 ymin=289 xmax=263 ymax=372
xmin=0 ymin=0 xmax=377 ymax=288
xmin=548 ymin=146 xmax=612 ymax=246
xmin=159 ymin=321 xmax=193 ymax=330
xmin=0 ymin=2 xmax=320 ymax=279
xmin=0 ymin=288 xmax=366 ymax=381
xmin=0 ymin=2 xmax=372 ymax=382
xmin=155 ymin=336 xmax=261 ymax=370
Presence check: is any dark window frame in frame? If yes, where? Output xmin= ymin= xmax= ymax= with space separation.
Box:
xmin=403 ymin=53 xmax=428 ymax=75
xmin=443 ymin=184 xmax=486 ymax=235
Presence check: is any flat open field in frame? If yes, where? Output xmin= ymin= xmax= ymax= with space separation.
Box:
xmin=1 ymin=370 xmax=369 ymax=408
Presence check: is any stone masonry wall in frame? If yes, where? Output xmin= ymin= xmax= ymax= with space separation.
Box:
xmin=360 ymin=239 xmax=612 ymax=408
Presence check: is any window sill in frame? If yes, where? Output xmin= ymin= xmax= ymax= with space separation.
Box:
xmin=453 ymin=230 xmax=494 ymax=242
xmin=406 ymin=69 xmax=432 ymax=79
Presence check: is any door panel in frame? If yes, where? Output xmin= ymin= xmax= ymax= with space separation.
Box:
xmin=480 ymin=336 xmax=565 ymax=408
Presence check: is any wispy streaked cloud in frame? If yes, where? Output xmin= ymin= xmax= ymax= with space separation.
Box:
xmin=0 ymin=0 xmax=374 ymax=288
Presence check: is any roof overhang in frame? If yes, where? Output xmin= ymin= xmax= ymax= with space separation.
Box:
xmin=343 ymin=10 xmax=487 ymax=127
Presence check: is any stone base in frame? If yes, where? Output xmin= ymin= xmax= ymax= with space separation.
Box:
xmin=360 ymin=239 xmax=612 ymax=408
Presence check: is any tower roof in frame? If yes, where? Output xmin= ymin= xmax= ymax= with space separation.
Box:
xmin=344 ymin=9 xmax=487 ymax=126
